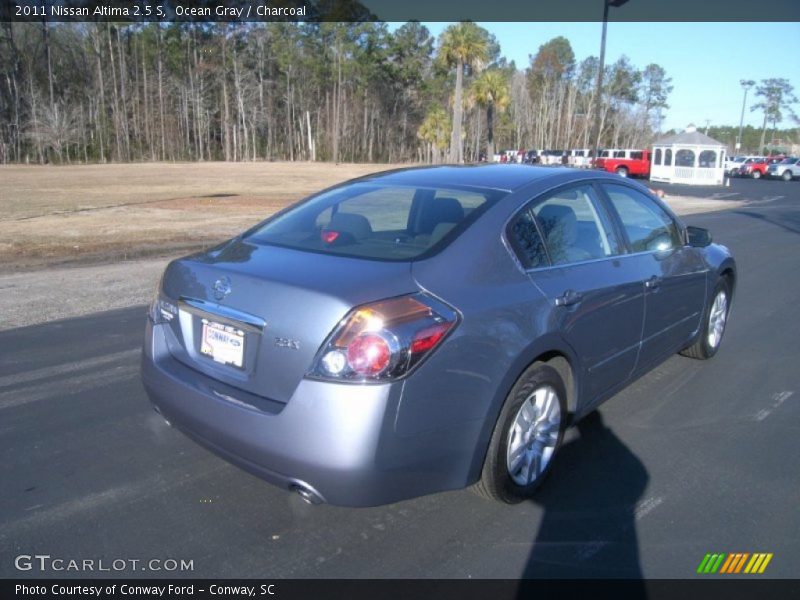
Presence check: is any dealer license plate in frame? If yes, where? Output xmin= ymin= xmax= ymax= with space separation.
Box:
xmin=200 ymin=319 xmax=245 ymax=368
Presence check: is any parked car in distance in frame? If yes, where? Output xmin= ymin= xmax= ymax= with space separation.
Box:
xmin=739 ymin=156 xmax=783 ymax=179
xmin=540 ymin=149 xmax=565 ymax=165
xmin=724 ymin=155 xmax=744 ymax=175
xmin=767 ymin=156 xmax=800 ymax=181
xmin=726 ymin=155 xmax=760 ymax=177
xmin=522 ymin=149 xmax=540 ymax=164
xmin=597 ymin=149 xmax=630 ymax=159
xmin=569 ymin=149 xmax=593 ymax=168
xmin=595 ymin=149 xmax=652 ymax=178
xmin=141 ymin=165 xmax=736 ymax=507
xmin=593 ymin=149 xmax=631 ymax=170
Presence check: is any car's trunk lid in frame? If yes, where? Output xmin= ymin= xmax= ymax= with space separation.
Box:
xmin=160 ymin=238 xmax=416 ymax=403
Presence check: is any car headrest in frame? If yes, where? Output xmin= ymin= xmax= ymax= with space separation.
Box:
xmin=328 ymin=212 xmax=373 ymax=240
xmin=418 ymin=197 xmax=464 ymax=234
xmin=537 ymin=204 xmax=578 ymax=245
xmin=429 ymin=222 xmax=457 ymax=246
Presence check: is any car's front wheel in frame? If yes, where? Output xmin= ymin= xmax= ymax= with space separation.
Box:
xmin=681 ymin=278 xmax=731 ymax=360
xmin=782 ymin=170 xmax=793 ymax=182
xmin=616 ymin=166 xmax=629 ymax=178
xmin=752 ymin=170 xmax=761 ymax=179
xmin=473 ymin=363 xmax=566 ymax=503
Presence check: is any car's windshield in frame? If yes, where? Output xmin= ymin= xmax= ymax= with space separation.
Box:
xmin=245 ymin=182 xmax=505 ymax=261
xmin=779 ymin=157 xmax=798 ymax=164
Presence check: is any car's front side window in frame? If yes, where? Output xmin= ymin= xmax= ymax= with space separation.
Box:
xmin=509 ymin=185 xmax=622 ymax=269
xmin=602 ymin=184 xmax=682 ymax=253
xmin=532 ymin=186 xmax=621 ymax=265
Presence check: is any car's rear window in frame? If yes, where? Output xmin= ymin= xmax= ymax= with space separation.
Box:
xmin=245 ymin=182 xmax=505 ymax=261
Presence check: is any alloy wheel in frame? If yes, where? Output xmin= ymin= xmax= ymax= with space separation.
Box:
xmin=707 ymin=290 xmax=728 ymax=349
xmin=506 ymin=385 xmax=562 ymax=486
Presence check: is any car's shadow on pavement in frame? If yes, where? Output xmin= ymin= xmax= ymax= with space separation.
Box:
xmin=519 ymin=411 xmax=649 ymax=587
xmin=731 ymin=209 xmax=800 ymax=236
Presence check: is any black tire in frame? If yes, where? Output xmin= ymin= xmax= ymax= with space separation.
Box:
xmin=472 ymin=363 xmax=567 ymax=503
xmin=681 ymin=278 xmax=731 ymax=360
xmin=752 ymin=170 xmax=761 ymax=179
xmin=616 ymin=166 xmax=629 ymax=178
xmin=782 ymin=170 xmax=793 ymax=182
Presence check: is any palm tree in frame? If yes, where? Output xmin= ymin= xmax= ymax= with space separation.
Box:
xmin=472 ymin=70 xmax=510 ymax=161
xmin=751 ymin=78 xmax=798 ymax=154
xmin=437 ymin=22 xmax=489 ymax=163
xmin=417 ymin=106 xmax=452 ymax=163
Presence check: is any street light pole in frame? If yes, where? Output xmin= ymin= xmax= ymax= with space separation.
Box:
xmin=592 ymin=0 xmax=629 ymax=164
xmin=736 ymin=79 xmax=755 ymax=153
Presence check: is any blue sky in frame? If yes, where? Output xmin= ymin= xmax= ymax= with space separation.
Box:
xmin=407 ymin=22 xmax=800 ymax=132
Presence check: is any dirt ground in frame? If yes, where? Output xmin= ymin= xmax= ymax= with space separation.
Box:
xmin=1 ymin=162 xmax=744 ymax=330
xmin=0 ymin=162 xmax=406 ymax=271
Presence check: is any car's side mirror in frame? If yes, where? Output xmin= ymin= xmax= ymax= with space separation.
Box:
xmin=687 ymin=226 xmax=712 ymax=248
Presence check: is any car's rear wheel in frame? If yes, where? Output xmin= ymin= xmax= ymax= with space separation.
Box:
xmin=752 ymin=170 xmax=761 ymax=179
xmin=616 ymin=166 xmax=629 ymax=178
xmin=681 ymin=278 xmax=731 ymax=360
xmin=782 ymin=170 xmax=793 ymax=181
xmin=473 ymin=363 xmax=566 ymax=503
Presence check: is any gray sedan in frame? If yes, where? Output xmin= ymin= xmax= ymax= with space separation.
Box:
xmin=141 ymin=165 xmax=736 ymax=506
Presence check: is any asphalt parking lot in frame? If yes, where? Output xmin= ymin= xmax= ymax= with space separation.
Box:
xmin=1 ymin=177 xmax=798 ymax=579
xmin=656 ymin=174 xmax=795 ymax=204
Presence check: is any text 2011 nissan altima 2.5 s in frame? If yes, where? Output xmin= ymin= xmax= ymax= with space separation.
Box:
xmin=141 ymin=165 xmax=735 ymax=507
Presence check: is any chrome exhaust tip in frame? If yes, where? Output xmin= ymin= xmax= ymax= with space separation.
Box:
xmin=290 ymin=484 xmax=324 ymax=505
xmin=152 ymin=404 xmax=172 ymax=427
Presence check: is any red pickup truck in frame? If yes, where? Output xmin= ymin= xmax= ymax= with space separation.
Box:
xmin=595 ymin=150 xmax=651 ymax=178
xmin=739 ymin=156 xmax=785 ymax=179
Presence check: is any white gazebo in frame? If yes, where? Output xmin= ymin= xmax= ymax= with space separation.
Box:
xmin=650 ymin=126 xmax=727 ymax=185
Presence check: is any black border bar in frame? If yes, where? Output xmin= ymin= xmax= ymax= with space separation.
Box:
xmin=3 ymin=0 xmax=800 ymax=22
xmin=4 ymin=579 xmax=800 ymax=600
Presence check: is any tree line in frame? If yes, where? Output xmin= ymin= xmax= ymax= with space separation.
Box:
xmin=0 ymin=21 xmax=794 ymax=166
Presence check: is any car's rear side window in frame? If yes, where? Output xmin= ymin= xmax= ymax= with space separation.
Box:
xmin=247 ymin=182 xmax=505 ymax=261
xmin=509 ymin=211 xmax=548 ymax=269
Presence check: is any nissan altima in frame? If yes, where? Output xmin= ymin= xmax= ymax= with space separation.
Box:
xmin=141 ymin=165 xmax=736 ymax=506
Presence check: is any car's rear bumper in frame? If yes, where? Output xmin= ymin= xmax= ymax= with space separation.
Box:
xmin=141 ymin=320 xmax=478 ymax=506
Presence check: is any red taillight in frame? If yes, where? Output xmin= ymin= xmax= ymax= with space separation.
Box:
xmin=410 ymin=323 xmax=451 ymax=354
xmin=347 ymin=333 xmax=391 ymax=376
xmin=321 ymin=230 xmax=340 ymax=243
xmin=310 ymin=293 xmax=458 ymax=382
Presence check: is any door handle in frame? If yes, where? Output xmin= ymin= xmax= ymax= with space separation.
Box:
xmin=554 ymin=289 xmax=583 ymax=307
xmin=645 ymin=276 xmax=662 ymax=290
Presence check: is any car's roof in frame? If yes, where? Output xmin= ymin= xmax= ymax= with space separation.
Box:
xmin=357 ymin=164 xmax=570 ymax=193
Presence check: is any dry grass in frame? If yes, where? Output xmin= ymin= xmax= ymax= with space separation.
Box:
xmin=0 ymin=161 xmax=406 ymax=271
xmin=0 ymin=161 xmax=741 ymax=272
